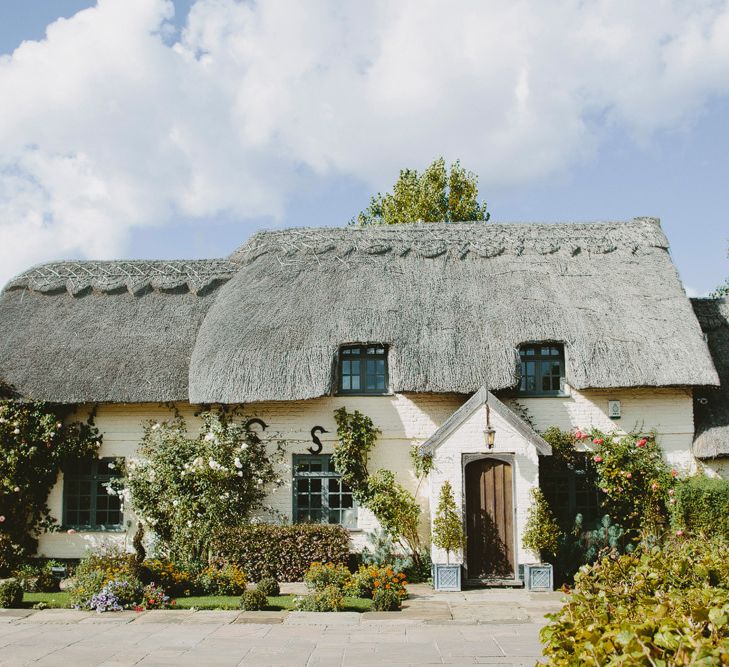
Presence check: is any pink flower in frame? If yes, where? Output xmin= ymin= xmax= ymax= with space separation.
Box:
xmin=601 ymin=488 xmax=609 ymax=494
xmin=651 ymin=482 xmax=659 ymax=491
xmin=593 ymin=455 xmax=603 ymax=463
xmin=575 ymin=430 xmax=583 ymax=439
xmin=675 ymin=530 xmax=684 ymax=537
xmin=671 ymin=469 xmax=678 ymax=478
xmin=66 ymin=529 xmax=77 ymax=535
xmin=636 ymin=438 xmax=648 ymax=448
xmin=593 ymin=438 xmax=604 ymax=445
xmin=0 ymin=516 xmax=5 ymax=523
xmin=625 ymin=472 xmax=632 ymax=479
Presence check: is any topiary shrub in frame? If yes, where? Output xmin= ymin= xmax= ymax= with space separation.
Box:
xmin=212 ymin=524 xmax=350 ymax=581
xmin=372 ymin=587 xmax=402 ymax=611
xmin=522 ymin=488 xmax=562 ymax=560
xmin=671 ymin=475 xmax=729 ymax=538
xmin=240 ymin=589 xmax=268 ymax=611
xmin=294 ymin=585 xmax=344 ymax=612
xmin=256 ymin=577 xmax=280 ymax=597
xmin=0 ymin=579 xmax=23 ymax=608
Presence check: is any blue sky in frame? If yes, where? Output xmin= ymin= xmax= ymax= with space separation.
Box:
xmin=0 ymin=0 xmax=727 ymax=295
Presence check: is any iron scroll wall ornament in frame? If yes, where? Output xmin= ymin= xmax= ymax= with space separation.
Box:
xmin=244 ymin=418 xmax=268 ymax=443
xmin=308 ymin=426 xmax=328 ymax=455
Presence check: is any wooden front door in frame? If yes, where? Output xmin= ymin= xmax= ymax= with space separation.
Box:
xmin=465 ymin=458 xmax=515 ymax=580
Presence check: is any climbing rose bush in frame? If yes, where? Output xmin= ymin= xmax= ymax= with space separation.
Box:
xmin=0 ymin=399 xmax=101 ymax=573
xmin=122 ymin=411 xmax=284 ymax=566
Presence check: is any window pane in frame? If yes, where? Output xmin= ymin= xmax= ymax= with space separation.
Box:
xmin=351 ymin=375 xmax=360 ymax=390
xmin=342 ymin=376 xmax=350 ymax=390
xmin=293 ymin=455 xmax=357 ymax=529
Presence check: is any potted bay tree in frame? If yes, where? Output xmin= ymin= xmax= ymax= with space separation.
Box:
xmin=432 ymin=481 xmax=466 ymax=591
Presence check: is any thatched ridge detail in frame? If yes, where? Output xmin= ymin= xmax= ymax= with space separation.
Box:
xmin=692 ymin=298 xmax=729 ymax=458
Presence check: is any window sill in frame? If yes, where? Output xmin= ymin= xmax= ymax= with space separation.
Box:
xmin=62 ymin=527 xmax=125 ymax=533
xmin=335 ymin=392 xmax=393 ymax=397
xmin=516 ymin=392 xmax=569 ymax=399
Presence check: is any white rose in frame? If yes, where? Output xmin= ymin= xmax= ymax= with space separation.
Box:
xmin=204 ymin=432 xmax=215 ymax=441
xmin=13 ymin=428 xmax=20 ymax=435
xmin=234 ymin=458 xmax=242 ymax=469
xmin=237 ymin=471 xmax=243 ymax=477
xmin=240 ymin=443 xmax=248 ymax=450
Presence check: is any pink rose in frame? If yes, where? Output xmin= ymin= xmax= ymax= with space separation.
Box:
xmin=675 ymin=530 xmax=684 ymax=537
xmin=66 ymin=529 xmax=77 ymax=535
xmin=625 ymin=472 xmax=632 ymax=479
xmin=0 ymin=515 xmax=5 ymax=523
xmin=593 ymin=438 xmax=604 ymax=445
xmin=575 ymin=430 xmax=583 ymax=439
xmin=651 ymin=482 xmax=659 ymax=491
xmin=636 ymin=438 xmax=648 ymax=448
xmin=671 ymin=469 xmax=678 ymax=478
xmin=601 ymin=488 xmax=609 ymax=493
xmin=593 ymin=455 xmax=603 ymax=463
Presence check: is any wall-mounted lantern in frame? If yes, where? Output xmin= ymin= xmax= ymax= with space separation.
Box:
xmin=484 ymin=403 xmax=496 ymax=449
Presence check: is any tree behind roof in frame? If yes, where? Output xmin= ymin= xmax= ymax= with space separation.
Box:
xmin=353 ymin=157 xmax=490 ymax=225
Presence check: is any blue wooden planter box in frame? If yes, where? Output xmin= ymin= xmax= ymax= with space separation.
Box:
xmin=432 ymin=563 xmax=462 ymax=591
xmin=523 ymin=563 xmax=553 ymax=592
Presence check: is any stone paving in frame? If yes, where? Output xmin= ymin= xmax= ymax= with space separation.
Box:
xmin=0 ymin=587 xmax=564 ymax=666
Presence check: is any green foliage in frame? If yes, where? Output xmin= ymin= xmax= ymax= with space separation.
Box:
xmin=211 ymin=523 xmax=350 ymax=582
xmin=142 ymin=558 xmax=196 ymax=597
xmin=304 ymin=562 xmax=352 ymax=592
xmin=671 ymin=475 xmax=729 ymax=537
xmin=372 ymin=587 xmax=402 ymax=611
xmin=432 ymin=481 xmax=465 ymax=563
xmin=333 ymin=408 xmax=426 ymax=567
xmin=14 ymin=560 xmax=61 ymax=593
xmin=541 ymin=537 xmax=729 ymax=665
xmin=196 ymin=561 xmax=247 ymax=596
xmin=711 ymin=242 xmax=729 ymax=297
xmin=240 ymin=589 xmax=268 ymax=611
xmin=522 ymin=488 xmax=562 ymax=559
xmin=294 ymin=585 xmax=344 ymax=612
xmin=256 ymin=577 xmax=280 ymax=597
xmin=580 ymin=514 xmax=630 ymax=564
xmin=360 ymin=528 xmax=431 ymax=583
xmin=353 ymin=157 xmax=490 ymax=226
xmin=69 ymin=549 xmax=143 ymax=608
xmin=122 ymin=411 xmax=284 ymax=566
xmin=0 ymin=400 xmax=101 ymax=572
xmin=332 ymin=407 xmax=380 ymax=503
xmin=0 ymin=579 xmax=23 ymax=608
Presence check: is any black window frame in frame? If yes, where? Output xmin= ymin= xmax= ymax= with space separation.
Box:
xmin=62 ymin=457 xmax=124 ymax=531
xmin=539 ymin=454 xmax=601 ymax=529
xmin=292 ymin=454 xmax=358 ymax=529
xmin=337 ymin=344 xmax=389 ymax=395
xmin=517 ymin=343 xmax=566 ymax=396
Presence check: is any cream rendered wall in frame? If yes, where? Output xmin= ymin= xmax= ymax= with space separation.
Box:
xmin=428 ymin=404 xmax=541 ymax=572
xmin=38 ymin=393 xmax=466 ymax=559
xmin=511 ymin=386 xmax=697 ymax=473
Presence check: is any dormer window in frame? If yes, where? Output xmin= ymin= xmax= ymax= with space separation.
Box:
xmin=338 ymin=345 xmax=388 ymax=395
xmin=518 ymin=344 xmax=565 ymax=396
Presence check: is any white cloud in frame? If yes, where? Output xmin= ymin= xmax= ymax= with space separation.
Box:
xmin=1 ymin=0 xmax=729 ymax=283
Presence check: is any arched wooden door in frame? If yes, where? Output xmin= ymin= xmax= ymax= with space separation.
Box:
xmin=465 ymin=458 xmax=515 ymax=580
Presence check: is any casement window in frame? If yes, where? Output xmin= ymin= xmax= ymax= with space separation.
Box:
xmin=539 ymin=455 xmax=600 ymax=527
xmin=292 ymin=455 xmax=357 ymax=529
xmin=517 ymin=344 xmax=565 ymax=396
xmin=338 ymin=345 xmax=388 ymax=395
xmin=63 ymin=458 xmax=123 ymax=531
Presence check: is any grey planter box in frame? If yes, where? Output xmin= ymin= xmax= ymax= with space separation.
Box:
xmin=432 ymin=563 xmax=461 ymax=591
xmin=523 ymin=563 xmax=553 ymax=592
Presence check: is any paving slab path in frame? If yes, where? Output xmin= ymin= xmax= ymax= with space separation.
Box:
xmin=0 ymin=588 xmax=564 ymax=666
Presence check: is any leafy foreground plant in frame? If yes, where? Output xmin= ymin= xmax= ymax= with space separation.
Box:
xmin=541 ymin=536 xmax=729 ymax=665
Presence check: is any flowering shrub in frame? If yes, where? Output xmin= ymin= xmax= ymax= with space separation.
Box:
xmin=196 ymin=561 xmax=247 ymax=596
xmin=88 ymin=578 xmax=143 ymax=612
xmin=240 ymin=589 xmax=268 ymax=611
xmin=541 ymin=536 xmax=729 ymax=665
xmin=304 ymin=562 xmax=352 ymax=592
xmin=13 ymin=560 xmax=61 ymax=593
xmin=138 ymin=582 xmax=171 ymax=610
xmin=69 ymin=548 xmax=142 ymax=608
xmin=294 ymin=585 xmax=344 ymax=612
xmin=345 ymin=565 xmax=408 ymax=600
xmin=212 ymin=524 xmax=350 ymax=581
xmin=122 ymin=411 xmax=284 ymax=566
xmin=0 ymin=399 xmax=100 ymax=573
xmin=142 ymin=559 xmax=195 ymax=596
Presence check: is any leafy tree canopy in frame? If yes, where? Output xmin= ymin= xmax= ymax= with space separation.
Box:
xmin=353 ymin=157 xmax=490 ymax=226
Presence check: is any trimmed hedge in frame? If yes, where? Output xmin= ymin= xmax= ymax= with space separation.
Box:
xmin=212 ymin=524 xmax=350 ymax=582
xmin=672 ymin=475 xmax=729 ymax=537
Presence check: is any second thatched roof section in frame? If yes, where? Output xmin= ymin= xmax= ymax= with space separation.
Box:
xmin=189 ymin=217 xmax=718 ymax=403
xmin=692 ymin=298 xmax=729 ymax=458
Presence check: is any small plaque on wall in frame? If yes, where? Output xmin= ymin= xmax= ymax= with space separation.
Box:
xmin=608 ymin=400 xmax=621 ymax=419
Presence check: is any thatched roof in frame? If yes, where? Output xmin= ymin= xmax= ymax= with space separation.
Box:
xmin=189 ymin=218 xmax=718 ymax=403
xmin=0 ymin=218 xmax=718 ymax=404
xmin=0 ymin=260 xmax=236 ymax=402
xmin=692 ymin=298 xmax=729 ymax=458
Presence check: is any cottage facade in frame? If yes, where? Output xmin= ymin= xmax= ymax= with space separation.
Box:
xmin=0 ymin=218 xmax=726 ymax=583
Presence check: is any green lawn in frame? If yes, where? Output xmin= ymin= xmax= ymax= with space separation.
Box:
xmin=21 ymin=591 xmax=372 ymax=612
